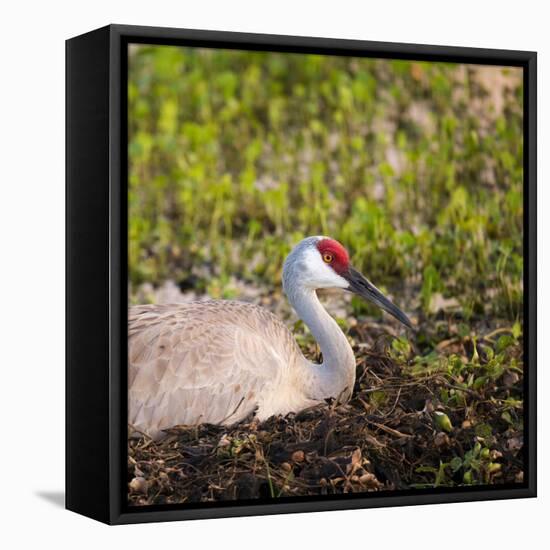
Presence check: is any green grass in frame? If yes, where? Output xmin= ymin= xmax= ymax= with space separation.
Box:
xmin=128 ymin=45 xmax=523 ymax=325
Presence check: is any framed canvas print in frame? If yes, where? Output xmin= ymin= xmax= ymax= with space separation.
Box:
xmin=66 ymin=24 xmax=537 ymax=524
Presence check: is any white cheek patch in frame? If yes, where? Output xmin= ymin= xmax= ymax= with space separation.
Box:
xmin=302 ymin=247 xmax=349 ymax=290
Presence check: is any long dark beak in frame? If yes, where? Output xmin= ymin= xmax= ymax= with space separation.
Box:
xmin=343 ymin=267 xmax=413 ymax=329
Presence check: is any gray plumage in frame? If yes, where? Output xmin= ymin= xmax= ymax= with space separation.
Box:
xmin=128 ymin=236 xmax=411 ymax=439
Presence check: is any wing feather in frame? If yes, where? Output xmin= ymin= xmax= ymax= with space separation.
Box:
xmin=128 ymin=301 xmax=297 ymax=439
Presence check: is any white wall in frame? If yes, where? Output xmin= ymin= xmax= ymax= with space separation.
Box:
xmin=0 ymin=0 xmax=546 ymax=547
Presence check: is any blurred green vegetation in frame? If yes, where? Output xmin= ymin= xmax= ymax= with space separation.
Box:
xmin=128 ymin=45 xmax=523 ymax=322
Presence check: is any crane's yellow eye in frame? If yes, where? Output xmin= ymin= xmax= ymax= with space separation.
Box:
xmin=323 ymin=253 xmax=333 ymax=263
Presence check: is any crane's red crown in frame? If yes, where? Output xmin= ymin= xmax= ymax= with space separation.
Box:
xmin=316 ymin=238 xmax=350 ymax=274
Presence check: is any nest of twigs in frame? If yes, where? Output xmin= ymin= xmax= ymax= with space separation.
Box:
xmin=128 ymin=320 xmax=524 ymax=506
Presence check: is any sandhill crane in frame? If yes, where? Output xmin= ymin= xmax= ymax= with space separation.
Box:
xmin=129 ymin=236 xmax=412 ymax=439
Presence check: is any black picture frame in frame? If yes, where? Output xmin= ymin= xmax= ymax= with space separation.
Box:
xmin=66 ymin=24 xmax=537 ymax=525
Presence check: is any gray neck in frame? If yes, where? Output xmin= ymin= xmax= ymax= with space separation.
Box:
xmin=288 ymin=286 xmax=356 ymax=401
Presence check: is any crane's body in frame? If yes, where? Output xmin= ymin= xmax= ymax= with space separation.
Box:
xmin=129 ymin=236 xmax=411 ymax=439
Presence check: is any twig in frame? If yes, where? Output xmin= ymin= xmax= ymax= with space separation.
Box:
xmin=358 ymin=397 xmax=411 ymax=438
xmin=382 ymin=387 xmax=402 ymax=418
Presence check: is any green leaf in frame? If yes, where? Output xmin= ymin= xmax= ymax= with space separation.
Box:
xmin=474 ymin=423 xmax=493 ymax=440
xmin=463 ymin=470 xmax=474 ymax=484
xmin=450 ymin=457 xmax=463 ymax=472
xmin=496 ymin=334 xmax=515 ymax=353
xmin=434 ymin=411 xmax=453 ymax=433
